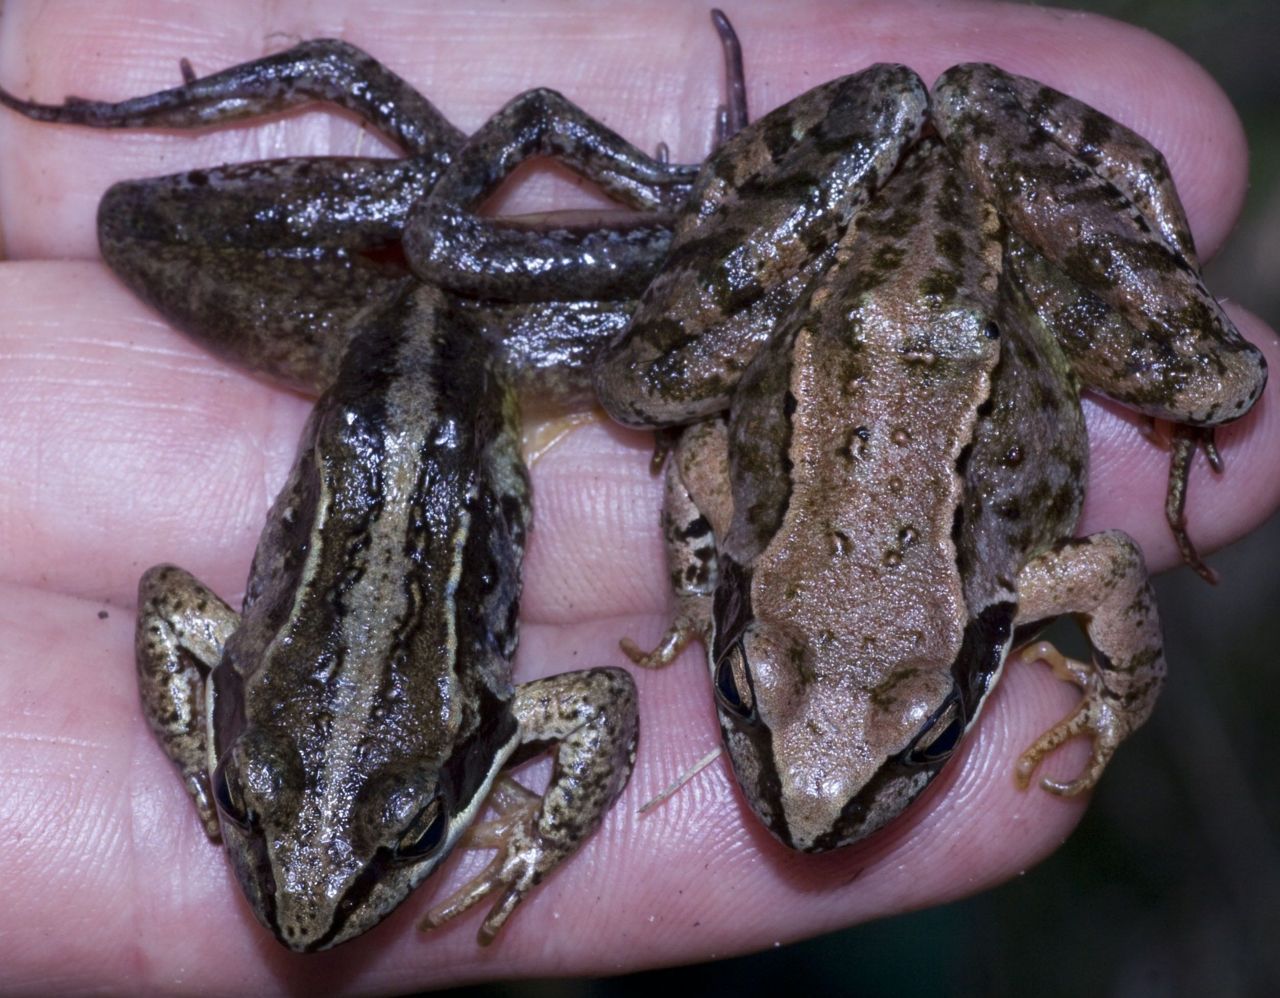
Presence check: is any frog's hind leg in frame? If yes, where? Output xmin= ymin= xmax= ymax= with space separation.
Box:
xmin=96 ymin=157 xmax=426 ymax=393
xmin=1012 ymin=530 xmax=1165 ymax=795
xmin=407 ymin=8 xmax=751 ymax=302
xmin=595 ymin=65 xmax=930 ymax=429
xmin=0 ymin=39 xmax=462 ymax=154
xmin=135 ymin=565 xmax=240 ymax=839
xmin=1164 ymin=424 xmax=1222 ymax=583
xmin=711 ymin=8 xmax=749 ymax=142
xmin=419 ymin=667 xmax=638 ymax=944
xmin=1001 ymin=236 xmax=1257 ymax=578
xmin=2 ymin=40 xmax=469 ymax=392
xmin=932 ymin=63 xmax=1264 ymax=430
xmin=404 ymin=86 xmax=698 ymax=302
xmin=933 ymin=65 xmax=1266 ymax=575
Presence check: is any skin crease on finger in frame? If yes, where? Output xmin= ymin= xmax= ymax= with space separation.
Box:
xmin=0 ymin=0 xmax=1277 ymax=992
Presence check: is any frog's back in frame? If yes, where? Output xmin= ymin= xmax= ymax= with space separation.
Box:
xmin=226 ymin=286 xmax=527 ymax=764
xmin=716 ymin=140 xmax=1014 ymax=849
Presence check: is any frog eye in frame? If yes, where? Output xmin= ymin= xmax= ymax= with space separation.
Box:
xmin=395 ymin=796 xmax=449 ymax=861
xmin=713 ymin=643 xmax=756 ymax=720
xmin=903 ymin=687 xmax=966 ymax=766
xmin=212 ymin=761 xmax=253 ymax=829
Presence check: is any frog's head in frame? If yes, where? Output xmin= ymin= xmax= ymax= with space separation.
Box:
xmin=209 ymin=727 xmax=476 ymax=952
xmin=708 ymin=557 xmax=977 ymax=851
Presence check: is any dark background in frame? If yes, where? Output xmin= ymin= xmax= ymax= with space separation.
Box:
xmin=463 ymin=1 xmax=1280 ymax=994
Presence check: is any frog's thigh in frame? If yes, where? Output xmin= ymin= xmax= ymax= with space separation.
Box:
xmin=934 ymin=64 xmax=1197 ymax=262
xmin=135 ymin=564 xmax=239 ymax=838
xmin=1012 ymin=530 xmax=1166 ymax=795
xmin=623 ymin=420 xmax=729 ymax=668
xmin=935 ymin=64 xmax=1266 ymax=427
xmin=1007 ymin=245 xmax=1266 ymax=427
xmin=99 ymin=160 xmax=419 ymax=393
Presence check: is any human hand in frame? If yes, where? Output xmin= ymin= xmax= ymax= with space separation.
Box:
xmin=1 ymin=0 xmax=1277 ymax=992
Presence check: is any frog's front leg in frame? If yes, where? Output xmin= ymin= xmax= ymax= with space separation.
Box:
xmin=1012 ymin=530 xmax=1165 ymax=795
xmin=134 ymin=564 xmax=239 ymax=839
xmin=621 ymin=418 xmax=733 ymax=669
xmin=419 ymin=667 xmax=638 ymax=944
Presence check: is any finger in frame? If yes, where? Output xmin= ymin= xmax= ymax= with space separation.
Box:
xmin=0 ymin=261 xmax=665 ymax=617
xmin=0 ymin=262 xmax=310 ymax=605
xmin=2 ymin=257 xmax=1266 ymax=981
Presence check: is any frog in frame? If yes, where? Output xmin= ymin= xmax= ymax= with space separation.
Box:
xmin=0 ymin=13 xmax=749 ymax=950
xmin=136 ymin=283 xmax=639 ymax=950
xmin=586 ymin=63 xmax=1266 ymax=849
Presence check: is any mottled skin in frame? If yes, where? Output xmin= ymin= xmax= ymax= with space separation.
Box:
xmin=0 ymin=39 xmax=697 ymax=398
xmin=594 ymin=64 xmax=1266 ymax=577
xmin=0 ymin=19 xmax=1254 ymax=931
xmin=134 ymin=285 xmax=638 ymax=951
xmin=605 ymin=66 xmax=1240 ymax=849
xmin=0 ymin=25 xmax=749 ymax=951
xmin=593 ymin=64 xmax=931 ymax=427
xmin=931 ymin=65 xmax=1264 ymax=428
